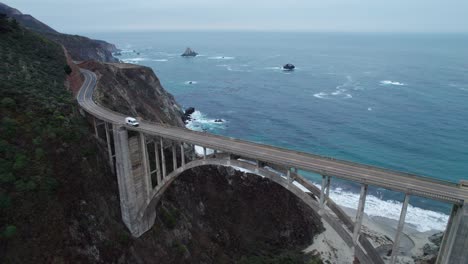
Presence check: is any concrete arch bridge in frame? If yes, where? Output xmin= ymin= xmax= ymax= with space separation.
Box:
xmin=78 ymin=69 xmax=468 ymax=264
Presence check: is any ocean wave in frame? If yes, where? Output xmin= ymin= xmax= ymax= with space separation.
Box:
xmin=313 ymin=92 xmax=329 ymax=99
xmin=380 ymin=80 xmax=406 ymax=86
xmin=153 ymin=59 xmax=168 ymax=62
xmin=122 ymin=57 xmax=148 ymax=63
xmin=328 ymin=186 xmax=448 ymax=232
xmin=208 ymin=56 xmax=235 ymax=60
xmin=185 ymin=110 xmax=226 ymax=132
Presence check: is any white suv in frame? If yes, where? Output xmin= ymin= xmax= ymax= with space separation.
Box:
xmin=125 ymin=117 xmax=139 ymax=127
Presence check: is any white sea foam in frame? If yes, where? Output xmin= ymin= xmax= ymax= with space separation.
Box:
xmin=368 ymin=107 xmax=373 ymax=111
xmin=325 ymin=186 xmax=448 ymax=232
xmin=208 ymin=56 xmax=235 ymax=60
xmin=122 ymin=57 xmax=148 ymax=63
xmin=153 ymin=59 xmax=168 ymax=62
xmin=194 ymin=145 xmax=214 ymax=157
xmin=313 ymin=92 xmax=329 ymax=99
xmin=380 ymin=80 xmax=406 ymax=86
xmin=185 ymin=110 xmax=226 ymax=132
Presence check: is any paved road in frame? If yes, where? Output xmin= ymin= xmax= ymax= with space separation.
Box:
xmin=78 ymin=69 xmax=468 ymax=204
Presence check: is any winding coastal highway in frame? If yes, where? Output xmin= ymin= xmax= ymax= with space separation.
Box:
xmin=77 ymin=68 xmax=468 ymax=205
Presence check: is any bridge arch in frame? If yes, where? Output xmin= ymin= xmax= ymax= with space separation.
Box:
xmin=136 ymin=156 xmax=379 ymax=264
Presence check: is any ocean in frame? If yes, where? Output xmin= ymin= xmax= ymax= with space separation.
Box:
xmin=86 ymin=31 xmax=468 ymax=232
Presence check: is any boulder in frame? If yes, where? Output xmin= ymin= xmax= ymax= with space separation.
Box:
xmin=184 ymin=107 xmax=195 ymax=116
xmin=181 ymin=47 xmax=198 ymax=57
xmin=283 ymin=63 xmax=295 ymax=71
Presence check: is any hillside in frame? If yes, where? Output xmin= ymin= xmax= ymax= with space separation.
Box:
xmin=0 ymin=2 xmax=119 ymax=62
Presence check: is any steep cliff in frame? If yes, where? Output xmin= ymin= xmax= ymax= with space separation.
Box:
xmin=0 ymin=2 xmax=119 ymax=62
xmin=80 ymin=61 xmax=185 ymax=127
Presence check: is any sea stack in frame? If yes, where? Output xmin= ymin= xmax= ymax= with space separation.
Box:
xmin=283 ymin=63 xmax=295 ymax=71
xmin=181 ymin=47 xmax=198 ymax=57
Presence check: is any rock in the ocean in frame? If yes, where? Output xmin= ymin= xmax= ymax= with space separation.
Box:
xmin=283 ymin=63 xmax=295 ymax=70
xmin=214 ymin=119 xmax=223 ymax=123
xmin=185 ymin=107 xmax=195 ymax=116
xmin=182 ymin=107 xmax=196 ymax=123
xmin=181 ymin=47 xmax=198 ymax=57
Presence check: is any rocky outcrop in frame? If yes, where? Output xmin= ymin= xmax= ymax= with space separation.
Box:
xmin=80 ymin=61 xmax=185 ymax=127
xmin=181 ymin=47 xmax=198 ymax=57
xmin=0 ymin=2 xmax=119 ymax=62
xmin=283 ymin=63 xmax=295 ymax=70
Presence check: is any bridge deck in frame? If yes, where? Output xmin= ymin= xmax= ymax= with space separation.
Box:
xmin=78 ymin=69 xmax=468 ymax=204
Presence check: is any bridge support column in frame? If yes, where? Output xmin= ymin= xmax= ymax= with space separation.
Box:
xmin=180 ymin=143 xmax=185 ymax=166
xmin=203 ymin=147 xmax=207 ymax=159
xmin=154 ymin=141 xmax=161 ymax=186
xmin=104 ymin=122 xmax=114 ymax=173
xmin=390 ymin=194 xmax=410 ymax=264
xmin=172 ymin=143 xmax=177 ymax=172
xmin=93 ymin=117 xmax=99 ymax=138
xmin=319 ymin=175 xmax=331 ymax=213
xmin=139 ymin=133 xmax=151 ymax=200
xmin=113 ymin=125 xmax=155 ymax=237
xmin=353 ymin=184 xmax=368 ymax=245
xmin=437 ymin=202 xmax=468 ymax=264
xmin=160 ymin=138 xmax=166 ymax=179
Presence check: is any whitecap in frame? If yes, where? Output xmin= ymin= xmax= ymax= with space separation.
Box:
xmin=313 ymin=92 xmax=329 ymax=99
xmin=122 ymin=57 xmax=148 ymax=63
xmin=368 ymin=107 xmax=373 ymax=111
xmin=185 ymin=110 xmax=226 ymax=132
xmin=152 ymin=59 xmax=168 ymax=62
xmin=380 ymin=80 xmax=406 ymax=86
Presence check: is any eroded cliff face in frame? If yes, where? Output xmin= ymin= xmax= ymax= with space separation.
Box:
xmin=43 ymin=33 xmax=119 ymax=63
xmin=80 ymin=61 xmax=185 ymax=127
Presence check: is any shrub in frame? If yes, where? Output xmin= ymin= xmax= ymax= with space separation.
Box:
xmin=2 ymin=225 xmax=17 ymax=238
xmin=63 ymin=65 xmax=72 ymax=75
xmin=0 ymin=97 xmax=15 ymax=109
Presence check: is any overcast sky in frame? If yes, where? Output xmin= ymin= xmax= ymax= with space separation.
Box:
xmin=5 ymin=0 xmax=468 ymax=33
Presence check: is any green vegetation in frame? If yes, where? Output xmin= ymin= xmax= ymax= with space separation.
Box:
xmin=160 ymin=207 xmax=180 ymax=229
xmin=0 ymin=15 xmax=85 ymax=243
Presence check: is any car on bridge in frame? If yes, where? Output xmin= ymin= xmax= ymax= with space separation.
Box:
xmin=125 ymin=117 xmax=139 ymax=127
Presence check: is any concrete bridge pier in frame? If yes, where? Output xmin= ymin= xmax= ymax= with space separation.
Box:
xmin=112 ymin=125 xmax=155 ymax=237
xmin=437 ymin=202 xmax=468 ymax=264
xmin=352 ymin=184 xmax=368 ymax=245
xmin=104 ymin=122 xmax=115 ymax=174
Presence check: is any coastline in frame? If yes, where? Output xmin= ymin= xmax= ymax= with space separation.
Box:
xmin=303 ymin=205 xmax=441 ymax=263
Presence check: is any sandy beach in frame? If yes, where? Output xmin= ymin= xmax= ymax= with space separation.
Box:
xmin=304 ymin=206 xmax=442 ymax=264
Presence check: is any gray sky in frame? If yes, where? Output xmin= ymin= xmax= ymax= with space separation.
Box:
xmin=5 ymin=0 xmax=468 ymax=33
